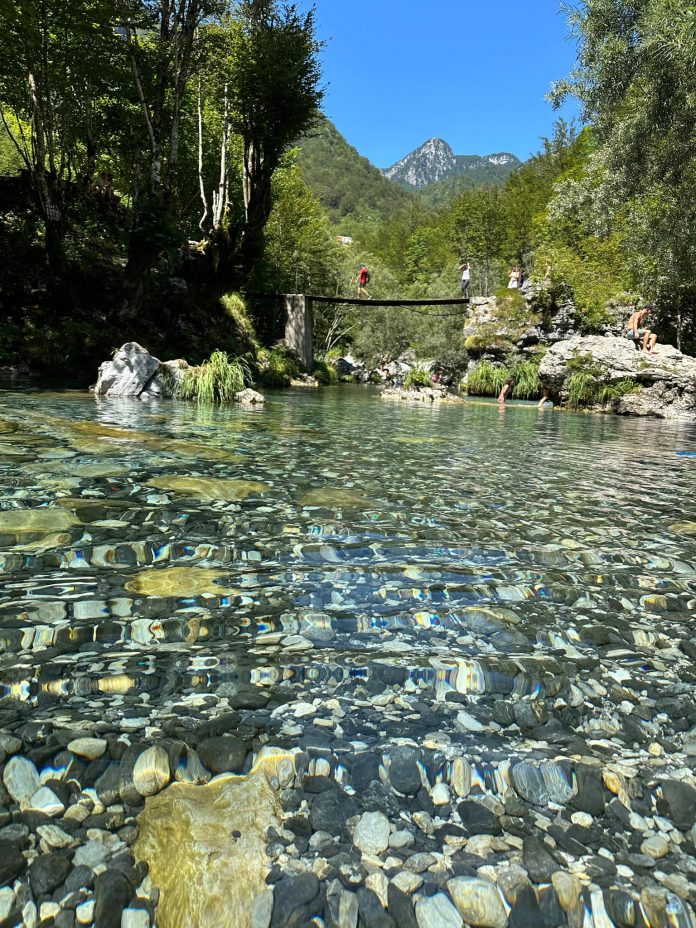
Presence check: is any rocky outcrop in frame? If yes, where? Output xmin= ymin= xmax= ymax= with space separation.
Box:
xmin=380 ymin=385 xmax=462 ymax=405
xmin=539 ymin=335 xmax=696 ymax=419
xmin=142 ymin=358 xmax=190 ymax=399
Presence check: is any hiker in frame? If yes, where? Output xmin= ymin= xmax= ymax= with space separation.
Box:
xmin=458 ymin=260 xmax=471 ymax=300
xmin=507 ymin=266 xmax=521 ymax=289
xmin=357 ymin=264 xmax=371 ymax=299
xmin=626 ymin=305 xmax=658 ymax=353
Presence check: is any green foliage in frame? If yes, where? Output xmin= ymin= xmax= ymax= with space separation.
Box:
xmin=257 ymin=347 xmax=300 ymax=388
xmin=567 ymin=369 xmax=599 ymax=408
xmin=416 ymin=156 xmax=521 ymax=208
xmin=565 ymin=354 xmax=639 ymax=407
xmin=466 ymin=361 xmax=510 ymax=397
xmin=221 ymin=293 xmax=259 ymax=345
xmin=0 ymin=123 xmax=23 ymax=176
xmin=549 ymin=0 xmax=696 ymax=349
xmin=596 ymin=379 xmax=640 ymax=404
xmin=511 ymin=360 xmax=542 ymax=399
xmin=313 ymin=360 xmax=338 ymax=385
xmin=251 ymin=157 xmax=343 ymax=296
xmin=404 ymin=367 xmax=433 ymax=389
xmin=297 ymin=115 xmax=413 ymax=226
xmin=179 ymin=351 xmax=250 ymax=405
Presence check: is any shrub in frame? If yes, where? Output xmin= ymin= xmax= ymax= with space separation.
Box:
xmin=597 ymin=378 xmax=640 ymax=404
xmin=179 ymin=351 xmax=250 ymax=405
xmin=257 ymin=348 xmax=301 ymax=387
xmin=313 ymin=360 xmax=338 ymax=385
xmin=466 ymin=360 xmax=510 ymax=396
xmin=404 ymin=367 xmax=433 ymax=389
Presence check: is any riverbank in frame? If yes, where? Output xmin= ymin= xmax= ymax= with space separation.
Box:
xmin=1 ymin=388 xmax=696 ymax=928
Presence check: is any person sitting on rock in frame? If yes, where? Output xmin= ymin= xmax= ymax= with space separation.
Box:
xmin=626 ymin=306 xmax=658 ymax=353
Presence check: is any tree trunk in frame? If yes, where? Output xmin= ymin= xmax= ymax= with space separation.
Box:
xmin=213 ymin=84 xmax=230 ymax=229
xmin=197 ymin=78 xmax=208 ymax=233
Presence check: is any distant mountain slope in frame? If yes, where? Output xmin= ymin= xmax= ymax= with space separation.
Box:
xmin=296 ymin=116 xmax=414 ymax=224
xmin=384 ymin=137 xmax=520 ymax=190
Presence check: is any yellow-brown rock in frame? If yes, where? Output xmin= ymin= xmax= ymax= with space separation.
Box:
xmin=134 ymin=754 xmax=294 ymax=928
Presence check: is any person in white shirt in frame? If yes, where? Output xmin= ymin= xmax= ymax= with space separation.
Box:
xmin=458 ymin=261 xmax=471 ymax=300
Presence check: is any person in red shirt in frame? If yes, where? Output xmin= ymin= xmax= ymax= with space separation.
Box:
xmin=357 ymin=264 xmax=371 ymax=299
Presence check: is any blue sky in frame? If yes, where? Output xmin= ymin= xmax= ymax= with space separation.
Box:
xmin=301 ymin=0 xmax=580 ymax=167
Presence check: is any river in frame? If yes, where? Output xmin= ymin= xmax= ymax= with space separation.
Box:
xmin=1 ymin=386 xmax=695 ymax=927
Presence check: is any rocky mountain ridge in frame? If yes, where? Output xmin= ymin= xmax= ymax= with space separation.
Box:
xmin=383 ymin=137 xmax=520 ymax=189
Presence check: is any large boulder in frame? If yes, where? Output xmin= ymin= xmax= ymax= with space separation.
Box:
xmin=94 ymin=343 xmax=161 ymax=398
xmin=140 ymin=359 xmax=190 ymax=399
xmin=539 ymin=335 xmax=696 ymax=419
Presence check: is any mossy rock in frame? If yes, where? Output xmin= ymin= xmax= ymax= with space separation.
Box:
xmin=300 ymin=487 xmax=372 ymax=508
xmin=125 ymin=566 xmax=239 ymax=598
xmin=146 ymin=476 xmax=269 ymax=500
xmin=0 ymin=508 xmax=80 ymax=538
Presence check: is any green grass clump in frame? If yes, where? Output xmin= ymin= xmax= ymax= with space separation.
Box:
xmin=466 ymin=360 xmax=510 ymax=396
xmin=567 ymin=369 xmax=599 ymax=408
xmin=511 ymin=360 xmax=542 ymax=399
xmin=568 ymin=372 xmax=639 ymax=407
xmin=404 ymin=367 xmax=433 ymax=389
xmin=257 ymin=349 xmax=301 ymax=388
xmin=179 ymin=351 xmax=250 ymax=405
xmin=596 ymin=378 xmax=640 ymax=404
xmin=313 ymin=361 xmax=339 ymax=385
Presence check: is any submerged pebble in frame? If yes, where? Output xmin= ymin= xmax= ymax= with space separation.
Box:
xmin=1 ymin=389 xmax=696 ymax=928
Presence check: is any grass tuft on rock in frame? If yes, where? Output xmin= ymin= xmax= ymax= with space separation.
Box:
xmin=179 ymin=351 xmax=250 ymax=405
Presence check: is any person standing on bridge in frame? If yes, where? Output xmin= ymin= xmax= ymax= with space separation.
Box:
xmin=357 ymin=264 xmax=371 ymax=299
xmin=458 ymin=260 xmax=471 ymax=301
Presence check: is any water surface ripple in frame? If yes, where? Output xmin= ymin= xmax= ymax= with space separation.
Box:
xmin=1 ymin=386 xmax=696 ymax=924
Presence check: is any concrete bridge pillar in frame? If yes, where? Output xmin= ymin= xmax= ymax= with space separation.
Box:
xmin=284 ymin=294 xmax=314 ymax=371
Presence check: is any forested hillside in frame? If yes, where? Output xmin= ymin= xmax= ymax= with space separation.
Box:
xmin=296 ymin=116 xmax=413 ymax=228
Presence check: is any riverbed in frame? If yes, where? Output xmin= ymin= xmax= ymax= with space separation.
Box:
xmin=1 ymin=386 xmax=695 ymax=927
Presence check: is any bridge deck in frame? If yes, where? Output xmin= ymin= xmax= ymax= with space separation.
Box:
xmin=246 ymin=292 xmax=470 ymax=308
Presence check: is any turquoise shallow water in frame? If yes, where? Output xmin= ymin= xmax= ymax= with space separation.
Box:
xmin=4 ymin=386 xmax=696 ymax=927
xmin=1 ymin=385 xmax=695 ymax=705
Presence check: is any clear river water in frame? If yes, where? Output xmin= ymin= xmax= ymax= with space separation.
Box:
xmin=1 ymin=386 xmax=696 ymax=928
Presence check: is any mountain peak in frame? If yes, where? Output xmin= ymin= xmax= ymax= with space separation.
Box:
xmin=383 ymin=139 xmax=521 ymax=190
xmin=384 ymin=138 xmax=456 ymax=188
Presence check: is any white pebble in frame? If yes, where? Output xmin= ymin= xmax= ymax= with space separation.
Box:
xmin=121 ymin=909 xmax=150 ymax=928
xmin=431 ymin=783 xmax=451 ymax=806
xmin=76 ymin=900 xmax=95 ymax=925
xmin=28 ymin=787 xmax=64 ymax=818
xmin=3 ymin=755 xmax=40 ymax=805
